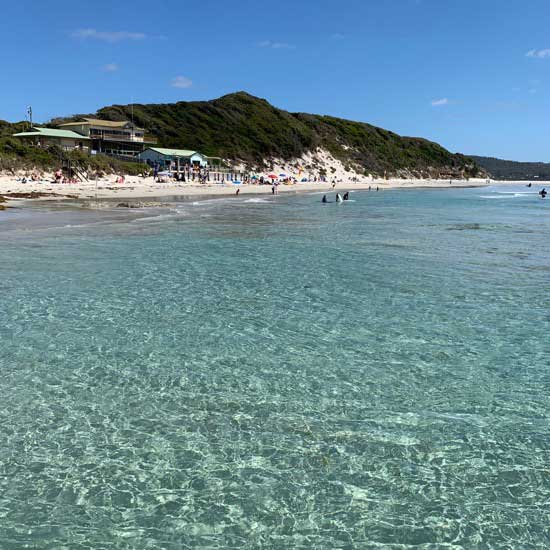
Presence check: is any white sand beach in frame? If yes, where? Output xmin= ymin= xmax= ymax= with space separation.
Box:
xmin=0 ymin=173 xmax=491 ymax=206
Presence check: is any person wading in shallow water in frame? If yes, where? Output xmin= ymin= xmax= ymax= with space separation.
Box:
xmin=236 ymin=188 xmax=240 ymax=196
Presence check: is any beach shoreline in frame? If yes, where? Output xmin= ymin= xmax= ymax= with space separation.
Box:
xmin=1 ymin=176 xmax=545 ymax=213
xmin=0 ymin=175 xmax=494 ymax=208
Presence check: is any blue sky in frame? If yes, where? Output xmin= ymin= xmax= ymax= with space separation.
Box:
xmin=1 ymin=0 xmax=549 ymax=161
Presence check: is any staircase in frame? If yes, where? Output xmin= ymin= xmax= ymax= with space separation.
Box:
xmin=59 ymin=150 xmax=88 ymax=182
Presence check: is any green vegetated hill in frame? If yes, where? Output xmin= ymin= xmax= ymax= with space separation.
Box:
xmin=54 ymin=92 xmax=482 ymax=178
xmin=469 ymin=155 xmax=550 ymax=181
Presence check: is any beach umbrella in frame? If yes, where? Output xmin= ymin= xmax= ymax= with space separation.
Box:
xmin=268 ymin=174 xmax=277 ymax=179
xmin=279 ymin=173 xmax=287 ymax=177
xmin=157 ymin=171 xmax=172 ymax=176
xmin=251 ymin=175 xmax=258 ymax=180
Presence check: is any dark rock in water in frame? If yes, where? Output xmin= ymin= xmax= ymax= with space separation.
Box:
xmin=83 ymin=200 xmax=171 ymax=210
xmin=0 ymin=192 xmax=78 ymax=201
xmin=446 ymin=223 xmax=482 ymax=231
xmin=116 ymin=201 xmax=170 ymax=209
xmin=2 ymin=191 xmax=50 ymax=199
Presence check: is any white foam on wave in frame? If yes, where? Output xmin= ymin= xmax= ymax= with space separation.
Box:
xmin=244 ymin=198 xmax=270 ymax=204
xmin=480 ymin=195 xmax=516 ymax=199
xmin=132 ymin=210 xmax=186 ymax=223
xmin=498 ymin=191 xmax=538 ymax=195
xmin=480 ymin=191 xmax=539 ymax=199
xmin=189 ymin=198 xmax=234 ymax=207
xmin=133 ymin=214 xmax=175 ymax=223
xmin=61 ymin=220 xmax=113 ymax=229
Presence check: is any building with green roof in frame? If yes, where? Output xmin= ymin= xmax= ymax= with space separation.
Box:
xmin=14 ymin=120 xmax=157 ymax=159
xmin=13 ymin=127 xmax=90 ymax=152
xmin=58 ymin=118 xmax=156 ymax=158
xmin=139 ymin=147 xmax=209 ymax=169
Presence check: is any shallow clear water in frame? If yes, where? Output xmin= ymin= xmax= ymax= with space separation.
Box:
xmin=1 ymin=186 xmax=549 ymax=548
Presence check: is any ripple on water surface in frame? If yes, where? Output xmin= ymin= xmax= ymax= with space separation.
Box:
xmin=0 ymin=187 xmax=549 ymax=548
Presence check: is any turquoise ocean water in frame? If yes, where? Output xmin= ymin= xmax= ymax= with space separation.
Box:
xmin=1 ymin=185 xmax=549 ymax=548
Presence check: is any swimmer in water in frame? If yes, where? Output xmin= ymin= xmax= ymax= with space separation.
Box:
xmin=322 ymin=194 xmax=328 ymax=203
xmin=539 ymin=188 xmax=547 ymax=198
xmin=336 ymin=193 xmax=343 ymax=202
xmin=527 ymin=182 xmax=532 ymax=188
xmin=343 ymin=192 xmax=349 ymax=200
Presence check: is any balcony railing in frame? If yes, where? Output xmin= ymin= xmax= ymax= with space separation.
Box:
xmin=89 ymin=132 xmax=157 ymax=144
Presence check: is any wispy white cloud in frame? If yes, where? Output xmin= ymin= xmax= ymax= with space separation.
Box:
xmin=526 ymin=48 xmax=550 ymax=58
xmin=102 ymin=63 xmax=119 ymax=72
xmin=171 ymin=76 xmax=193 ymax=89
xmin=72 ymin=29 xmax=146 ymax=43
xmin=259 ymin=40 xmax=295 ymax=50
xmin=431 ymin=98 xmax=449 ymax=107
